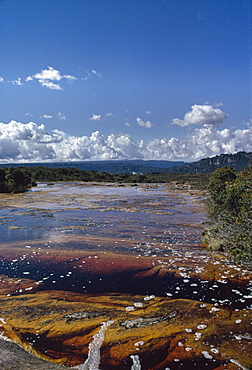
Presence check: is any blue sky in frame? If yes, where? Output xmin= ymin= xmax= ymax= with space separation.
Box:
xmin=0 ymin=0 xmax=252 ymax=162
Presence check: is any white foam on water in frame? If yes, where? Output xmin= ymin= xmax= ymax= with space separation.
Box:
xmin=0 ymin=332 xmax=11 ymax=342
xmin=130 ymin=355 xmax=141 ymax=370
xmin=230 ymin=359 xmax=249 ymax=370
xmin=73 ymin=320 xmax=113 ymax=370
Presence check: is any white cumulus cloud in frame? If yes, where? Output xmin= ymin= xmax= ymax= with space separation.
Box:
xmin=31 ymin=66 xmax=62 ymax=81
xmin=63 ymin=74 xmax=77 ymax=81
xmin=136 ymin=117 xmax=154 ymax=128
xmin=25 ymin=66 xmax=76 ymax=90
xmin=146 ymin=124 xmax=252 ymax=160
xmin=170 ymin=104 xmax=228 ymax=127
xmin=89 ymin=113 xmax=114 ymax=121
xmin=89 ymin=114 xmax=102 ymax=121
xmin=39 ymin=79 xmax=62 ymax=90
xmin=0 ymin=120 xmax=252 ymax=163
xmin=11 ymin=77 xmax=23 ymax=86
xmin=1 ymin=66 xmax=102 ymax=89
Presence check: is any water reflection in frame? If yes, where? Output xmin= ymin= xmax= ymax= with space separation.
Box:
xmin=0 ymin=183 xmax=251 ymax=311
xmin=0 ymin=183 xmax=206 ymax=245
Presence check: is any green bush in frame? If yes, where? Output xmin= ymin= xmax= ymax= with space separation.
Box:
xmin=206 ymin=166 xmax=252 ymax=263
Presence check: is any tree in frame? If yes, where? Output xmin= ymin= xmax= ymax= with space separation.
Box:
xmin=4 ymin=167 xmax=33 ymax=193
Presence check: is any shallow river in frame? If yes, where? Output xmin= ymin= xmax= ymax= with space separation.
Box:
xmin=0 ymin=183 xmax=251 ymax=370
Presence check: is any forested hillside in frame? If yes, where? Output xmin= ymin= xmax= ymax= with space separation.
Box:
xmin=166 ymin=151 xmax=252 ymax=173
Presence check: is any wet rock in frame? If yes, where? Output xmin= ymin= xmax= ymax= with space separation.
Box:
xmin=120 ymin=311 xmax=177 ymax=329
xmin=0 ymin=291 xmax=251 ymax=369
xmin=63 ymin=311 xmax=104 ymax=320
xmin=201 ymin=228 xmax=226 ymax=251
xmin=121 ymin=317 xmax=161 ymax=328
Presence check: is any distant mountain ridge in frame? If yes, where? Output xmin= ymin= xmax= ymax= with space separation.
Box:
xmin=165 ymin=151 xmax=252 ymax=173
xmin=1 ymin=152 xmax=251 ymax=174
xmin=0 ymin=159 xmax=185 ymax=174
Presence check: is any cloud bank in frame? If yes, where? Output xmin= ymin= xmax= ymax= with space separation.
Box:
xmin=0 ymin=120 xmax=252 ymax=163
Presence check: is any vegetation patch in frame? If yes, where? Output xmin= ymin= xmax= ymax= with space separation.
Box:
xmin=0 ymin=165 xmax=211 ymax=192
xmin=202 ymin=166 xmax=252 ymax=263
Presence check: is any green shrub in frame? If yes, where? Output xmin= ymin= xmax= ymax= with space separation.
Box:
xmin=206 ymin=166 xmax=252 ymax=263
